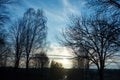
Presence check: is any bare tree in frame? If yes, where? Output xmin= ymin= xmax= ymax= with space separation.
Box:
xmin=86 ymin=0 xmax=120 ymax=70
xmin=83 ymin=0 xmax=120 ymax=71
xmin=33 ymin=52 xmax=49 ymax=68
xmin=10 ymin=8 xmax=47 ymax=68
xmin=10 ymin=19 xmax=26 ymax=68
xmin=22 ymin=8 xmax=47 ymax=69
xmin=60 ymin=17 xmax=120 ymax=80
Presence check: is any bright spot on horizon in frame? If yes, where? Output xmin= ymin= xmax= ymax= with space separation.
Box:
xmin=48 ymin=44 xmax=76 ymax=69
xmin=56 ymin=58 xmax=73 ymax=69
xmin=61 ymin=58 xmax=72 ymax=68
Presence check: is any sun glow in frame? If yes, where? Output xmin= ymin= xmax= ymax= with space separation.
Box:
xmin=61 ymin=58 xmax=69 ymax=65
xmin=57 ymin=58 xmax=73 ymax=69
xmin=48 ymin=44 xmax=75 ymax=68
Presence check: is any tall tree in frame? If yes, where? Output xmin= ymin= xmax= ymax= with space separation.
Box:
xmin=23 ymin=8 xmax=47 ymax=69
xmin=61 ymin=17 xmax=120 ymax=80
xmin=10 ymin=19 xmax=26 ymax=68
xmin=10 ymin=8 xmax=47 ymax=68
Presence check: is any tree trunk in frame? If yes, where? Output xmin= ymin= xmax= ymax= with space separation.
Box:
xmin=98 ymin=67 xmax=104 ymax=80
xmin=41 ymin=61 xmax=44 ymax=69
xmin=26 ymin=53 xmax=29 ymax=69
xmin=14 ymin=57 xmax=20 ymax=68
xmin=77 ymin=58 xmax=80 ymax=69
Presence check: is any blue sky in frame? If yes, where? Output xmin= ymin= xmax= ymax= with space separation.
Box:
xmin=10 ymin=0 xmax=87 ymax=45
xmin=7 ymin=0 xmax=120 ymax=69
xmin=6 ymin=0 xmax=88 ymax=68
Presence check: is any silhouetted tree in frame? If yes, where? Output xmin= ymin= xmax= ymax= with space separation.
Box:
xmin=61 ymin=17 xmax=120 ymax=80
xmin=10 ymin=19 xmax=26 ymax=68
xmin=33 ymin=52 xmax=49 ymax=68
xmin=50 ymin=60 xmax=65 ymax=80
xmin=10 ymin=8 xmax=47 ymax=68
xmin=86 ymin=0 xmax=120 ymax=47
xmin=23 ymin=8 xmax=47 ymax=69
xmin=51 ymin=60 xmax=63 ymax=69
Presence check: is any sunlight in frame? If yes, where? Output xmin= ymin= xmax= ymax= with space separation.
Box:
xmin=57 ymin=58 xmax=73 ymax=69
xmin=62 ymin=58 xmax=69 ymax=65
xmin=48 ymin=44 xmax=75 ymax=68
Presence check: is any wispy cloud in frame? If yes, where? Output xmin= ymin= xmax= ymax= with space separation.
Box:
xmin=47 ymin=43 xmax=75 ymax=57
xmin=11 ymin=0 xmax=83 ymax=45
xmin=45 ymin=10 xmax=66 ymax=24
xmin=61 ymin=0 xmax=80 ymax=16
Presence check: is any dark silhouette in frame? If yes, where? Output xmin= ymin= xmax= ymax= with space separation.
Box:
xmin=23 ymin=8 xmax=47 ymax=69
xmin=31 ymin=52 xmax=49 ymax=68
xmin=10 ymin=8 xmax=47 ymax=68
xmin=86 ymin=0 xmax=120 ymax=47
xmin=10 ymin=19 xmax=26 ymax=68
xmin=51 ymin=60 xmax=63 ymax=68
xmin=0 ymin=67 xmax=120 ymax=80
xmin=50 ymin=60 xmax=65 ymax=80
xmin=0 ymin=0 xmax=120 ymax=80
xmin=60 ymin=16 xmax=120 ymax=80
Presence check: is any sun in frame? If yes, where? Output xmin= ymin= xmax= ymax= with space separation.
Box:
xmin=48 ymin=45 xmax=74 ymax=68
xmin=59 ymin=58 xmax=73 ymax=68
xmin=62 ymin=58 xmax=69 ymax=64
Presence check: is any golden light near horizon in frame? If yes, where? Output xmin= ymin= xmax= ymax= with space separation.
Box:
xmin=48 ymin=44 xmax=76 ymax=68
xmin=56 ymin=58 xmax=73 ymax=69
xmin=49 ymin=58 xmax=74 ymax=69
xmin=62 ymin=58 xmax=69 ymax=64
xmin=61 ymin=58 xmax=70 ymax=67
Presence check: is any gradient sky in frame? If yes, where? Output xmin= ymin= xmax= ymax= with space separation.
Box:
xmin=8 ymin=0 xmax=120 ymax=68
xmin=1 ymin=0 xmax=90 ymax=68
xmin=10 ymin=0 xmax=87 ymax=45
xmin=8 ymin=0 xmax=88 ymax=68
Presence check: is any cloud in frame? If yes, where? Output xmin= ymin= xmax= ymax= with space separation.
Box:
xmin=47 ymin=43 xmax=75 ymax=58
xmin=45 ymin=10 xmax=66 ymax=24
xmin=61 ymin=0 xmax=80 ymax=16
xmin=44 ymin=0 xmax=82 ymax=44
xmin=11 ymin=0 xmax=82 ymax=46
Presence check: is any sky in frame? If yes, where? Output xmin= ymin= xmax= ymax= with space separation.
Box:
xmin=8 ymin=0 xmax=87 ymax=68
xmin=10 ymin=0 xmax=87 ymax=44
xmin=7 ymin=0 xmax=120 ymax=69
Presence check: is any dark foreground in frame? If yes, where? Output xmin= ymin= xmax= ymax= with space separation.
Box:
xmin=0 ymin=67 xmax=120 ymax=80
